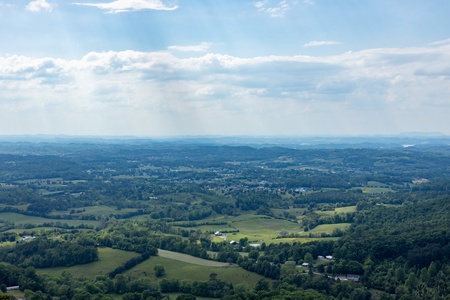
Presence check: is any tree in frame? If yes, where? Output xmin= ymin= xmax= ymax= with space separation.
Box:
xmin=122 ymin=292 xmax=142 ymax=300
xmin=304 ymin=252 xmax=314 ymax=264
xmin=72 ymin=290 xmax=92 ymax=300
xmin=405 ymin=273 xmax=418 ymax=291
xmin=154 ymin=265 xmax=166 ymax=277
xmin=254 ymin=278 xmax=269 ymax=292
xmin=428 ymin=261 xmax=438 ymax=278
xmin=248 ymin=250 xmax=260 ymax=260
xmin=114 ymin=274 xmax=128 ymax=294
xmin=395 ymin=268 xmax=405 ymax=283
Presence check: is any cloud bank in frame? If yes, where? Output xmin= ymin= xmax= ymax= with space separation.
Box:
xmin=168 ymin=42 xmax=212 ymax=52
xmin=254 ymin=0 xmax=292 ymax=18
xmin=26 ymin=0 xmax=54 ymax=12
xmin=73 ymin=0 xmax=178 ymax=13
xmin=1 ymin=42 xmax=450 ymax=135
xmin=303 ymin=41 xmax=341 ymax=47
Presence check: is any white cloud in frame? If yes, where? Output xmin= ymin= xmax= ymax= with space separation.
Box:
xmin=168 ymin=42 xmax=212 ymax=52
xmin=1 ymin=43 xmax=450 ymax=135
xmin=254 ymin=0 xmax=292 ymax=18
xmin=73 ymin=0 xmax=177 ymax=13
xmin=26 ymin=0 xmax=54 ymax=12
xmin=429 ymin=38 xmax=450 ymax=46
xmin=303 ymin=40 xmax=341 ymax=47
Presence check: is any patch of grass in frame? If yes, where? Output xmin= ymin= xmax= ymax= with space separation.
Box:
xmin=350 ymin=181 xmax=394 ymax=194
xmin=307 ymin=223 xmax=351 ymax=235
xmin=164 ymin=293 xmax=216 ymax=300
xmin=124 ymin=255 xmax=266 ymax=287
xmin=359 ymin=187 xmax=394 ymax=194
xmin=37 ymin=247 xmax=141 ymax=278
xmin=366 ymin=181 xmax=388 ymax=187
xmin=0 ymin=212 xmax=99 ymax=227
xmin=267 ymin=237 xmax=340 ymax=244
xmin=0 ymin=203 xmax=28 ymax=210
xmin=335 ymin=206 xmax=356 ymax=213
xmin=6 ymin=290 xmax=25 ymax=299
xmin=49 ymin=205 xmax=138 ymax=217
xmin=318 ymin=206 xmax=356 ymax=215
xmin=157 ymin=249 xmax=233 ymax=267
xmin=230 ymin=217 xmax=302 ymax=242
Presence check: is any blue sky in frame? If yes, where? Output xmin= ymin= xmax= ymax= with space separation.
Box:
xmin=1 ymin=0 xmax=450 ymax=136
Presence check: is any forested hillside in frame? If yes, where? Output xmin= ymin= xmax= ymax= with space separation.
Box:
xmin=0 ymin=140 xmax=449 ymax=300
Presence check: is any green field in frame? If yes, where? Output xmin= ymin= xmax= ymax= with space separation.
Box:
xmin=307 ymin=223 xmax=351 ymax=234
xmin=38 ymin=247 xmax=141 ymax=278
xmin=176 ymin=211 xmax=349 ymax=244
xmin=335 ymin=206 xmax=357 ymax=213
xmin=0 ymin=212 xmax=99 ymax=227
xmin=318 ymin=205 xmax=357 ymax=215
xmin=125 ymin=252 xmax=266 ymax=288
xmin=352 ymin=181 xmax=395 ymax=194
xmin=268 ymin=237 xmax=340 ymax=244
xmin=0 ymin=203 xmax=28 ymax=210
xmin=228 ymin=217 xmax=302 ymax=243
xmin=158 ymin=249 xmax=233 ymax=267
xmin=48 ymin=205 xmax=138 ymax=217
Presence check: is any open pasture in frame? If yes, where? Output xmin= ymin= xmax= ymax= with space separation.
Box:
xmin=229 ymin=217 xmax=302 ymax=242
xmin=38 ymin=247 xmax=141 ymax=278
xmin=352 ymin=181 xmax=395 ymax=194
xmin=0 ymin=212 xmax=99 ymax=227
xmin=272 ymin=237 xmax=340 ymax=244
xmin=318 ymin=206 xmax=357 ymax=215
xmin=0 ymin=203 xmax=28 ymax=211
xmin=306 ymin=223 xmax=351 ymax=235
xmin=125 ymin=252 xmax=266 ymax=287
xmin=158 ymin=249 xmax=234 ymax=267
xmin=335 ymin=206 xmax=357 ymax=213
xmin=49 ymin=205 xmax=138 ymax=217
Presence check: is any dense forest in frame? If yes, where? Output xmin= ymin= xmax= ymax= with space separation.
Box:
xmin=0 ymin=139 xmax=449 ymax=300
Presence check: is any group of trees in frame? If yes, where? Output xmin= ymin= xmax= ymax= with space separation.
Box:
xmin=0 ymin=238 xmax=98 ymax=268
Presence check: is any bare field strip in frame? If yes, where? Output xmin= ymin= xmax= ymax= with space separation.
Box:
xmin=157 ymin=249 xmax=236 ymax=267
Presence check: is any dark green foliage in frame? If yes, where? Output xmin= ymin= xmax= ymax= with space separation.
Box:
xmin=176 ymin=295 xmax=196 ymax=300
xmin=108 ymin=252 xmax=151 ymax=278
xmin=0 ymin=238 xmax=98 ymax=268
xmin=0 ymin=263 xmax=42 ymax=291
xmin=1 ymin=141 xmax=450 ymax=300
xmin=154 ymin=264 xmax=165 ymax=277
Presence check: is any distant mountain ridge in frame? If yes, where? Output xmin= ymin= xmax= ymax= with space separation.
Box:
xmin=0 ymin=133 xmax=449 ymax=149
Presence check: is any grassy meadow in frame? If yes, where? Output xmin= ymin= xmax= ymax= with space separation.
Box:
xmin=306 ymin=223 xmax=351 ymax=235
xmin=48 ymin=205 xmax=139 ymax=217
xmin=125 ymin=252 xmax=266 ymax=288
xmin=37 ymin=247 xmax=141 ymax=278
xmin=0 ymin=212 xmax=99 ymax=227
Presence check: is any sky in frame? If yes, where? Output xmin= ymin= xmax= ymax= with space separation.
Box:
xmin=1 ymin=0 xmax=450 ymax=137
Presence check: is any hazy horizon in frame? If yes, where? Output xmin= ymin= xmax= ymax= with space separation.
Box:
xmin=1 ymin=0 xmax=450 ymax=136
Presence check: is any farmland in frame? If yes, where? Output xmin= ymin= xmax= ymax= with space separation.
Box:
xmin=0 ymin=139 xmax=450 ymax=299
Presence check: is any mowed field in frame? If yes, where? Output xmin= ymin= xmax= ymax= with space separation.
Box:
xmin=48 ymin=205 xmax=139 ymax=217
xmin=177 ymin=209 xmax=353 ymax=244
xmin=317 ymin=205 xmax=357 ymax=215
xmin=37 ymin=247 xmax=267 ymax=289
xmin=38 ymin=247 xmax=141 ymax=278
xmin=125 ymin=250 xmax=266 ymax=288
xmin=157 ymin=249 xmax=233 ymax=267
xmin=230 ymin=217 xmax=301 ymax=242
xmin=0 ymin=212 xmax=99 ymax=227
xmin=306 ymin=223 xmax=351 ymax=234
